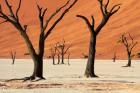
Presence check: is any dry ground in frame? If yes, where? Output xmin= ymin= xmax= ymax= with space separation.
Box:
xmin=0 ymin=59 xmax=140 ymax=93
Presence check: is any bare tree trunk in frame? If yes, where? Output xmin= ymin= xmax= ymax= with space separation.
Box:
xmin=127 ymin=52 xmax=131 ymax=67
xmin=20 ymin=33 xmax=44 ymax=80
xmin=127 ymin=58 xmax=131 ymax=67
xmin=61 ymin=52 xmax=65 ymax=64
xmin=11 ymin=51 xmax=16 ymax=65
xmin=26 ymin=35 xmax=45 ymax=80
xmin=53 ymin=56 xmax=55 ymax=65
xmin=31 ymin=56 xmax=44 ymax=79
xmin=58 ymin=54 xmax=60 ymax=64
xmin=113 ymin=52 xmax=116 ymax=62
xmin=67 ymin=53 xmax=70 ymax=65
xmin=85 ymin=34 xmax=98 ymax=77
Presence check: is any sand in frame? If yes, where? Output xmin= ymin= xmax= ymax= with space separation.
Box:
xmin=0 ymin=59 xmax=140 ymax=93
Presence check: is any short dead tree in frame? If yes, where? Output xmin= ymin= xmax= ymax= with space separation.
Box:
xmin=57 ymin=39 xmax=72 ymax=64
xmin=50 ymin=45 xmax=57 ymax=65
xmin=67 ymin=51 xmax=70 ymax=65
xmin=112 ymin=52 xmax=117 ymax=62
xmin=118 ymin=33 xmax=138 ymax=67
xmin=10 ymin=51 xmax=16 ymax=65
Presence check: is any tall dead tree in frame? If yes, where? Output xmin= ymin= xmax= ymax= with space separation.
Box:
xmin=77 ymin=0 xmax=121 ymax=77
xmin=57 ymin=39 xmax=72 ymax=64
xmin=119 ymin=34 xmax=137 ymax=67
xmin=10 ymin=51 xmax=16 ymax=65
xmin=0 ymin=0 xmax=78 ymax=80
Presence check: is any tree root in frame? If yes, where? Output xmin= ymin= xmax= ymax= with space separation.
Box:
xmin=23 ymin=76 xmax=35 ymax=81
xmin=4 ymin=76 xmax=46 ymax=82
xmin=122 ymin=65 xmax=131 ymax=67
xmin=84 ymin=73 xmax=99 ymax=78
xmin=23 ymin=76 xmax=46 ymax=82
xmin=93 ymin=74 xmax=99 ymax=78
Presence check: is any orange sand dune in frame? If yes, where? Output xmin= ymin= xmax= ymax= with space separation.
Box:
xmin=0 ymin=0 xmax=140 ymax=59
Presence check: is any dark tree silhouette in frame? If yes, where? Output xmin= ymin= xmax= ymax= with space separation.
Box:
xmin=10 ymin=51 xmax=16 ymax=65
xmin=119 ymin=33 xmax=137 ymax=67
xmin=77 ymin=0 xmax=121 ymax=77
xmin=112 ymin=52 xmax=116 ymax=62
xmin=57 ymin=53 xmax=61 ymax=64
xmin=0 ymin=0 xmax=78 ymax=80
xmin=57 ymin=39 xmax=72 ymax=64
xmin=50 ymin=45 xmax=57 ymax=65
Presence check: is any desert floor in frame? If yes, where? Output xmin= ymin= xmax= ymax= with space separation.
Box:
xmin=0 ymin=59 xmax=140 ymax=93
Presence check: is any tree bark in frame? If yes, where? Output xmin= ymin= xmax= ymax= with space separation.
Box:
xmin=58 ymin=54 xmax=60 ymax=64
xmin=31 ymin=56 xmax=44 ymax=79
xmin=53 ymin=56 xmax=55 ymax=65
xmin=127 ymin=52 xmax=131 ymax=67
xmin=85 ymin=34 xmax=98 ymax=77
xmin=22 ymin=33 xmax=45 ymax=79
xmin=61 ymin=51 xmax=64 ymax=64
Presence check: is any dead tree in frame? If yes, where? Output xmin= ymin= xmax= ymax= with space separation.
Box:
xmin=57 ymin=39 xmax=72 ymax=64
xmin=50 ymin=45 xmax=57 ymax=65
xmin=0 ymin=0 xmax=78 ymax=80
xmin=10 ymin=51 xmax=16 ymax=65
xmin=119 ymin=34 xmax=137 ymax=67
xmin=112 ymin=52 xmax=116 ymax=62
xmin=57 ymin=53 xmax=61 ymax=64
xmin=77 ymin=0 xmax=121 ymax=77
xmin=67 ymin=52 xmax=70 ymax=65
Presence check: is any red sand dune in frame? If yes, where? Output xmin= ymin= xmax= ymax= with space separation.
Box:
xmin=0 ymin=0 xmax=140 ymax=59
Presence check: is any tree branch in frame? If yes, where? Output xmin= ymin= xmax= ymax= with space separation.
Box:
xmin=96 ymin=0 xmax=121 ymax=35
xmin=128 ymin=33 xmax=134 ymax=45
xmin=5 ymin=0 xmax=16 ymax=20
xmin=44 ymin=0 xmax=78 ymax=39
xmin=77 ymin=15 xmax=94 ymax=33
xmin=0 ymin=0 xmax=36 ymax=57
xmin=110 ymin=4 xmax=121 ymax=16
xmin=130 ymin=42 xmax=137 ymax=52
xmin=16 ymin=0 xmax=22 ymax=20
xmin=98 ymin=0 xmax=105 ymax=16
xmin=91 ymin=15 xmax=95 ymax=29
xmin=104 ymin=0 xmax=109 ymax=14
xmin=43 ymin=0 xmax=71 ymax=31
xmin=64 ymin=44 xmax=72 ymax=54
xmin=122 ymin=35 xmax=129 ymax=47
xmin=37 ymin=4 xmax=44 ymax=32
